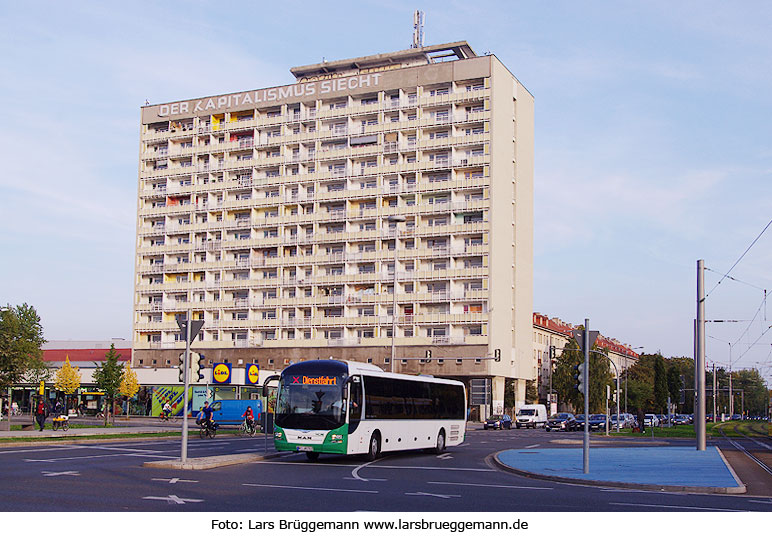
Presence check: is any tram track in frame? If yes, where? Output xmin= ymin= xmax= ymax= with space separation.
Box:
xmin=717 ymin=425 xmax=772 ymax=478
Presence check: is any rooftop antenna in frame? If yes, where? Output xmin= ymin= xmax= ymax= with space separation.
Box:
xmin=411 ymin=10 xmax=425 ymax=48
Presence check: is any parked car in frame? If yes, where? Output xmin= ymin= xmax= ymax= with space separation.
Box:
xmin=575 ymin=414 xmax=586 ymax=431
xmin=515 ymin=404 xmax=548 ymax=428
xmin=589 ymin=414 xmax=608 ymax=431
xmin=673 ymin=414 xmax=690 ymax=425
xmin=610 ymin=413 xmax=635 ymax=429
xmin=644 ymin=414 xmax=660 ymax=427
xmin=484 ymin=414 xmax=512 ymax=430
xmin=546 ymin=413 xmax=577 ymax=432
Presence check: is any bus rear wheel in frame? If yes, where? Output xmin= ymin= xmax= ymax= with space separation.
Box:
xmin=367 ymin=433 xmax=381 ymax=461
xmin=305 ymin=451 xmax=319 ymax=462
xmin=434 ymin=429 xmax=446 ymax=454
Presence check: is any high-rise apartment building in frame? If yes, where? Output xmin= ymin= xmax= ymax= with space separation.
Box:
xmin=133 ymin=42 xmax=534 ymax=415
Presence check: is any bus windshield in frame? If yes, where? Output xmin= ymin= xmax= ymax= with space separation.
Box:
xmin=275 ymin=362 xmax=347 ymax=430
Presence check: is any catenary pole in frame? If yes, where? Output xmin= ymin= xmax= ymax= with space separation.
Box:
xmin=712 ymin=363 xmax=717 ymax=422
xmin=181 ymin=310 xmax=191 ymax=464
xmin=583 ymin=318 xmax=590 ymax=473
xmin=696 ymin=260 xmax=706 ymax=451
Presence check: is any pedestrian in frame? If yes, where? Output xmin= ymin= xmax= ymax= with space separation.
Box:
xmin=35 ymin=399 xmax=49 ymax=431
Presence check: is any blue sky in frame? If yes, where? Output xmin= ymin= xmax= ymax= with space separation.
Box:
xmin=1 ymin=1 xmax=770 ymax=382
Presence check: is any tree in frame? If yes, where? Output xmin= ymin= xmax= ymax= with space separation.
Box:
xmin=552 ymin=339 xmax=612 ymax=413
xmin=653 ymin=355 xmax=668 ymax=412
xmin=0 ymin=303 xmax=45 ymax=389
xmin=0 ymin=304 xmax=45 ymax=426
xmin=92 ymin=344 xmax=124 ymax=426
xmin=503 ymin=378 xmax=516 ymax=414
xmin=23 ymin=355 xmax=50 ymax=390
xmin=118 ymin=363 xmax=140 ymax=418
xmin=666 ymin=365 xmax=681 ymax=407
xmin=54 ymin=355 xmax=81 ymax=412
xmin=525 ymin=379 xmax=539 ymax=404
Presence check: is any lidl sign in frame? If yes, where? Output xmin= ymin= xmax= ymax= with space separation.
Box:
xmin=246 ymin=364 xmax=260 ymax=385
xmin=212 ymin=362 xmax=232 ymax=384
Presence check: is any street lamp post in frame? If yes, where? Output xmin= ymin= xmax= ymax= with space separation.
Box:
xmin=387 ymin=216 xmax=406 ymax=373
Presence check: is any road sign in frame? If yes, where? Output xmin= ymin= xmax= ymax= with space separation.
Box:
xmin=470 ymin=378 xmax=490 ymax=406
xmin=572 ymin=330 xmax=599 ymax=351
xmin=176 ymin=318 xmax=205 ymax=344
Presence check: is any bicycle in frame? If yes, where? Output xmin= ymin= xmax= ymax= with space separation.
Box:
xmin=52 ymin=415 xmax=70 ymax=431
xmin=160 ymin=411 xmax=179 ymax=422
xmin=199 ymin=421 xmax=217 ymax=439
xmin=239 ymin=419 xmax=258 ymax=437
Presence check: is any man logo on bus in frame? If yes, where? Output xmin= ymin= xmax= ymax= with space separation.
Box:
xmin=213 ymin=363 xmax=231 ymax=384
xmin=247 ymin=364 xmax=259 ymax=384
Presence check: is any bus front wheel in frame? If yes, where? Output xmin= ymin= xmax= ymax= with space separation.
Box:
xmin=434 ymin=429 xmax=446 ymax=454
xmin=367 ymin=433 xmax=381 ymax=461
xmin=305 ymin=451 xmax=319 ymax=462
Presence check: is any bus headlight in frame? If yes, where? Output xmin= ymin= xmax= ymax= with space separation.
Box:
xmin=330 ymin=434 xmax=343 ymax=443
xmin=274 ymin=431 xmax=284 ymax=440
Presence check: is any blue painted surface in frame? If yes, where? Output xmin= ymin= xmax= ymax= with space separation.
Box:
xmin=498 ymin=446 xmax=740 ymax=487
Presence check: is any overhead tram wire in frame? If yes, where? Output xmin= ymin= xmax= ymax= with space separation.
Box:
xmin=705 ymin=217 xmax=772 ymax=299
xmin=731 ymin=291 xmax=771 ymax=348
xmin=732 ymin=325 xmax=772 ymax=365
xmin=704 ymin=268 xmax=766 ymax=292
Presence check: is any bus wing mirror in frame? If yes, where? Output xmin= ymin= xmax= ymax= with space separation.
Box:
xmin=262 ymin=375 xmax=280 ymax=397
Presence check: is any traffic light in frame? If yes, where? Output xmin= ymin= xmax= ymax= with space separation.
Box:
xmin=196 ymin=353 xmax=206 ymax=382
xmin=494 ymin=348 xmax=501 ymax=362
xmin=574 ymin=362 xmax=586 ymax=394
xmin=549 ymin=345 xmax=556 ymax=359
xmin=425 ymin=350 xmax=432 ymax=359
xmin=178 ymin=353 xmax=185 ymax=383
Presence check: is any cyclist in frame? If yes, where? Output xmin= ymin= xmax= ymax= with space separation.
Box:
xmin=195 ymin=406 xmax=205 ymax=426
xmin=242 ymin=406 xmax=255 ymax=431
xmin=161 ymin=400 xmax=172 ymax=420
xmin=201 ymin=400 xmax=215 ymax=431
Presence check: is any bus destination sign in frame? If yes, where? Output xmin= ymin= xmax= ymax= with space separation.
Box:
xmin=290 ymin=375 xmax=338 ymax=386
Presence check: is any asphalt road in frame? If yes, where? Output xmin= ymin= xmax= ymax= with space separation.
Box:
xmin=1 ymin=427 xmax=770 ymax=512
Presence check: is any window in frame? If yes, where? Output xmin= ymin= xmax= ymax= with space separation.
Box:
xmin=362 ymin=376 xmax=464 ymax=420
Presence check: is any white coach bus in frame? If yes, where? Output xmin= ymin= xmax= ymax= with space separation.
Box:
xmin=269 ymin=359 xmax=466 ymax=461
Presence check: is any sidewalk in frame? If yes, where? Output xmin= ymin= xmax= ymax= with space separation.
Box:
xmin=0 ymin=425 xmax=196 ymax=440
xmin=496 ymin=445 xmax=745 ymax=494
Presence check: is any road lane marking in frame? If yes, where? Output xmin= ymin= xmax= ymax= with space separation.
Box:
xmin=244 ymin=483 xmax=377 ymax=494
xmin=436 ymin=453 xmax=453 ymax=460
xmin=41 ymin=470 xmax=80 ymax=477
xmin=25 ymin=453 xmax=176 ymax=463
xmin=0 ymin=446 xmax=81 ymax=455
xmin=405 ymin=492 xmax=461 ymax=499
xmin=251 ymin=461 xmax=494 ymax=472
xmin=152 ymin=477 xmax=199 ymax=484
xmin=75 ymin=445 xmax=166 ymax=453
xmin=143 ymin=495 xmax=202 ymax=504
xmin=609 ymin=502 xmax=741 ymax=512
xmin=524 ymin=444 xmax=540 ymax=449
xmin=352 ymin=457 xmax=386 ymax=482
xmin=428 ymin=481 xmax=552 ymax=490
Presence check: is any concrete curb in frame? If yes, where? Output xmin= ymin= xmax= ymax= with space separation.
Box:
xmin=493 ymin=450 xmax=747 ymax=495
xmin=143 ymin=452 xmax=283 ymax=470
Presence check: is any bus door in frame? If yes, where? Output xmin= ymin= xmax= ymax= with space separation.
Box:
xmin=347 ymin=375 xmax=363 ymax=434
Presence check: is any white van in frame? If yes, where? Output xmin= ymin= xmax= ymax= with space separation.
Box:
xmin=515 ymin=404 xmax=548 ymax=428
